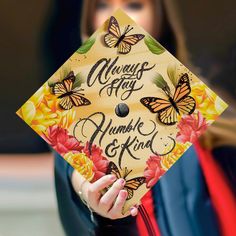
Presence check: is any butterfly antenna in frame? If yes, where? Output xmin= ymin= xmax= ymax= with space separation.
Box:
xmin=73 ymin=87 xmax=85 ymax=96
xmin=124 ymin=167 xmax=132 ymax=179
xmin=125 ymin=25 xmax=133 ymax=34
xmin=74 ymin=87 xmax=84 ymax=92
xmin=127 ymin=25 xmax=134 ymax=33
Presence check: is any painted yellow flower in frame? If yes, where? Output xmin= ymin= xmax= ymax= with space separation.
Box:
xmin=16 ymin=83 xmax=75 ymax=135
xmin=64 ymin=152 xmax=95 ymax=181
xmin=191 ymin=82 xmax=227 ymax=122
xmin=161 ymin=143 xmax=191 ymax=171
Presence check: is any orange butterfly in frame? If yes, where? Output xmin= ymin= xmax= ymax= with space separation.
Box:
xmin=106 ymin=161 xmax=146 ymax=200
xmin=52 ymin=71 xmax=91 ymax=110
xmin=140 ymin=73 xmax=196 ymax=125
xmin=104 ymin=16 xmax=144 ymax=54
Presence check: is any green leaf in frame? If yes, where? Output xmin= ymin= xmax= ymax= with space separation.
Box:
xmin=60 ymin=66 xmax=71 ymax=79
xmin=73 ymin=73 xmax=84 ymax=89
xmin=152 ymin=73 xmax=168 ymax=89
xmin=167 ymin=63 xmax=178 ymax=86
xmin=144 ymin=36 xmax=165 ymax=55
xmin=77 ymin=37 xmax=96 ymax=54
xmin=48 ymin=80 xmax=54 ymax=87
xmin=48 ymin=66 xmax=71 ymax=87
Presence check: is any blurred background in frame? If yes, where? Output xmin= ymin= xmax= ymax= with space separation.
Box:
xmin=0 ymin=0 xmax=235 ymax=235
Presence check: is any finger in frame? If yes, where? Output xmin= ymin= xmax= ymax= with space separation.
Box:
xmin=99 ymin=178 xmax=125 ymax=212
xmin=88 ymin=174 xmax=117 ymax=202
xmin=130 ymin=206 xmax=138 ymax=217
xmin=108 ymin=189 xmax=128 ymax=218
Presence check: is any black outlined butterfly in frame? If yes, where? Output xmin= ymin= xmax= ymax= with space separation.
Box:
xmin=106 ymin=161 xmax=146 ymax=200
xmin=52 ymin=71 xmax=91 ymax=110
xmin=104 ymin=16 xmax=145 ymax=54
xmin=140 ymin=73 xmax=196 ymax=125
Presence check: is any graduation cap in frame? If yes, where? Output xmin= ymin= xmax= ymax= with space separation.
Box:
xmin=16 ymin=9 xmax=227 ymax=213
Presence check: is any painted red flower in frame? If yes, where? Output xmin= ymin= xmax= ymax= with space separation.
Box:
xmin=144 ymin=155 xmax=165 ymax=188
xmin=83 ymin=141 xmax=109 ymax=182
xmin=176 ymin=112 xmax=208 ymax=144
xmin=42 ymin=125 xmax=83 ymax=155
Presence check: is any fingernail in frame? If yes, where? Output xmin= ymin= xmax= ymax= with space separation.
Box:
xmin=119 ymin=178 xmax=125 ymax=186
xmin=130 ymin=207 xmax=137 ymax=216
xmin=110 ymin=175 xmax=116 ymax=181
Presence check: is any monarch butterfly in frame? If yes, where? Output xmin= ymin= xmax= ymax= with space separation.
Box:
xmin=52 ymin=71 xmax=91 ymax=110
xmin=104 ymin=16 xmax=145 ymax=54
xmin=140 ymin=73 xmax=196 ymax=125
xmin=106 ymin=161 xmax=146 ymax=200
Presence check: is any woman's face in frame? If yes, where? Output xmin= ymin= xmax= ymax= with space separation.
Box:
xmin=93 ymin=0 xmax=162 ymax=38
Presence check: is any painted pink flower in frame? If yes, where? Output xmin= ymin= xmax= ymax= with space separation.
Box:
xmin=144 ymin=155 xmax=165 ymax=188
xmin=176 ymin=112 xmax=208 ymax=143
xmin=83 ymin=141 xmax=109 ymax=182
xmin=42 ymin=125 xmax=83 ymax=155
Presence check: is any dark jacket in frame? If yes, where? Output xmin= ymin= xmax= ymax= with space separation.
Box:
xmin=54 ymin=145 xmax=236 ymax=236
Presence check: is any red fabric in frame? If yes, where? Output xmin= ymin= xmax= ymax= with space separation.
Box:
xmin=195 ymin=141 xmax=236 ymax=236
xmin=136 ymin=190 xmax=160 ymax=236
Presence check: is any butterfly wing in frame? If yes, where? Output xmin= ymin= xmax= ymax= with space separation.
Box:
xmin=125 ymin=177 xmax=146 ymax=200
xmin=173 ymin=73 xmax=191 ymax=102
xmin=117 ymin=41 xmax=132 ymax=54
xmin=158 ymin=105 xmax=178 ymax=125
xmin=69 ymin=88 xmax=91 ymax=107
xmin=140 ymin=97 xmax=172 ymax=113
xmin=123 ymin=34 xmax=145 ymax=45
xmin=140 ymin=97 xmax=178 ymax=125
xmin=117 ymin=34 xmax=145 ymax=54
xmin=124 ymin=188 xmax=134 ymax=200
xmin=173 ymin=73 xmax=196 ymax=115
xmin=52 ymin=72 xmax=75 ymax=110
xmin=106 ymin=161 xmax=122 ymax=179
xmin=52 ymin=83 xmax=67 ymax=96
xmin=62 ymin=73 xmax=75 ymax=92
xmin=70 ymin=94 xmax=91 ymax=107
xmin=107 ymin=16 xmax=121 ymax=38
xmin=104 ymin=33 xmax=119 ymax=48
xmin=104 ymin=16 xmax=121 ymax=48
xmin=59 ymin=96 xmax=74 ymax=110
xmin=52 ymin=72 xmax=75 ymax=96
xmin=176 ymin=96 xmax=196 ymax=115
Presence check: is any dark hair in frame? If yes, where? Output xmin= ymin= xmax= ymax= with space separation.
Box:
xmin=158 ymin=0 xmax=177 ymax=57
xmin=43 ymin=0 xmax=178 ymax=77
xmin=42 ymin=0 xmax=83 ymax=77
